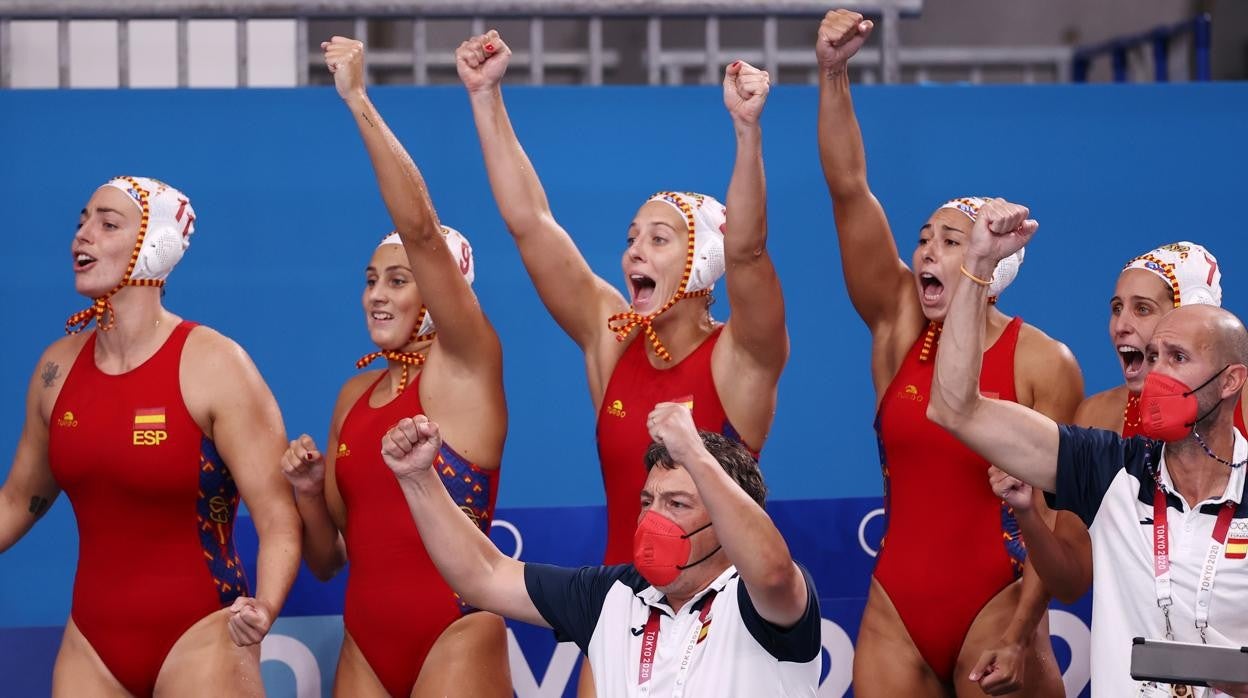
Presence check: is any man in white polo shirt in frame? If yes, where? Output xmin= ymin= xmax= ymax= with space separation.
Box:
xmin=378 ymin=402 xmax=820 ymax=697
xmin=925 ymin=197 xmax=1248 ymax=697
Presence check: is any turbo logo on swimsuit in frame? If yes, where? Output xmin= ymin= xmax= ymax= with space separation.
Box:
xmin=132 ymin=407 xmax=168 ymax=446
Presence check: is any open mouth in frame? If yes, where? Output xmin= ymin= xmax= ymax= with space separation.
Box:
xmin=919 ymin=272 xmax=945 ymax=305
xmin=630 ymin=273 xmax=657 ymax=307
xmin=370 ymin=310 xmax=395 ymax=322
xmin=74 ymin=252 xmax=97 ymax=272
xmin=1118 ymin=344 xmax=1145 ymax=378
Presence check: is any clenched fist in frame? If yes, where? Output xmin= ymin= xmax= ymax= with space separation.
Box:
xmin=816 ymin=10 xmax=874 ymax=78
xmin=280 ymin=434 xmax=325 ymax=498
xmin=322 ymin=35 xmax=366 ymax=102
xmin=381 ymin=415 xmax=442 ymax=482
xmin=457 ymin=30 xmax=511 ymax=94
xmin=723 ymin=60 xmax=770 ymax=127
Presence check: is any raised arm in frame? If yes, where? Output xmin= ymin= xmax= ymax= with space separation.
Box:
xmin=648 ymin=403 xmax=808 ymax=627
xmin=926 ymin=200 xmax=1060 ymax=492
xmin=718 ymin=60 xmax=788 ymax=377
xmin=381 ymin=415 xmax=546 ymax=627
xmin=324 ymin=38 xmax=494 ymax=364
xmin=0 ymin=351 xmax=64 ymax=553
xmin=186 ymin=329 xmax=301 ymax=646
xmin=457 ymin=31 xmax=625 ymax=349
xmin=816 ymin=11 xmax=914 ymax=331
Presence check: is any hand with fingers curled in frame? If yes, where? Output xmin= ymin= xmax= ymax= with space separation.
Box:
xmin=966 ymin=198 xmax=1039 ymax=268
xmin=321 ymin=35 xmax=367 ymax=102
xmin=281 ymin=434 xmax=326 ymax=499
xmin=381 ymin=415 xmax=442 ymax=482
xmin=226 ymin=596 xmax=275 ymax=647
xmin=968 ymin=641 xmax=1027 ymax=696
xmin=457 ymin=29 xmax=512 ymax=94
xmin=723 ymin=60 xmax=771 ymax=127
xmin=988 ymin=465 xmax=1033 ymax=513
xmin=645 ymin=403 xmax=709 ymax=469
xmin=815 ymin=9 xmax=876 ymax=77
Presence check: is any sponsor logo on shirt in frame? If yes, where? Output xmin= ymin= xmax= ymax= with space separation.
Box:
xmin=56 ymin=411 xmax=78 ymax=428
xmin=607 ymin=399 xmax=627 ymax=418
xmin=337 ymin=442 xmax=350 ymax=459
xmin=132 ymin=407 xmax=168 ymax=446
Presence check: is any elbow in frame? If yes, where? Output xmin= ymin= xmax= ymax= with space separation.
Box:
xmin=926 ymin=394 xmax=962 ymax=430
xmin=501 ymin=210 xmax=555 ymax=241
xmin=394 ymin=217 xmax=441 ymax=245
xmin=309 ymin=560 xmax=342 ymax=583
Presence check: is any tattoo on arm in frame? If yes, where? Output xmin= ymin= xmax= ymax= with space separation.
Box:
xmin=40 ymin=362 xmax=60 ymax=388
xmin=362 ymin=112 xmax=375 ymax=128
xmin=28 ymin=496 xmax=50 ymax=518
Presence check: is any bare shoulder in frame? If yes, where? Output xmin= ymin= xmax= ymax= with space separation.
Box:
xmin=1074 ymin=385 xmax=1128 ymax=430
xmin=1017 ymin=322 xmax=1081 ymax=379
xmin=29 ymin=333 xmax=92 ymax=419
xmin=331 ymin=371 xmax=380 ymax=428
xmin=181 ymin=325 xmax=271 ymax=402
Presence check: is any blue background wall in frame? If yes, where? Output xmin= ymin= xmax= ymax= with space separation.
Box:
xmin=0 ymin=83 xmax=1244 ymax=696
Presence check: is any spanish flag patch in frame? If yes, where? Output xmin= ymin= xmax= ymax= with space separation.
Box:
xmin=1226 ymin=537 xmax=1248 ymax=560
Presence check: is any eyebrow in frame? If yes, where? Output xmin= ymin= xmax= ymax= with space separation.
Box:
xmin=364 ymin=265 xmax=413 ymax=273
xmin=918 ymin=223 xmax=967 ymax=234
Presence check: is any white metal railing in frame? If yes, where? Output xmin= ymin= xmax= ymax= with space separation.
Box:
xmin=0 ymin=0 xmax=921 ymax=87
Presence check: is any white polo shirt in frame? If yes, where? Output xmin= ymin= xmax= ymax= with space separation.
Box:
xmin=523 ymin=562 xmax=820 ymax=697
xmin=1051 ymin=425 xmax=1248 ymax=697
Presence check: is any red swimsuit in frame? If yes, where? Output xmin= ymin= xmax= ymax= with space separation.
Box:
xmin=47 ymin=322 xmax=248 ymax=697
xmin=595 ymin=326 xmax=745 ymax=564
xmin=873 ymin=318 xmax=1027 ymax=682
xmin=335 ymin=370 xmax=497 ymax=697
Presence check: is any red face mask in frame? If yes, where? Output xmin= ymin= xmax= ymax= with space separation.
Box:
xmin=1138 ymin=365 xmax=1228 ymax=442
xmin=632 ymin=510 xmax=719 ymax=587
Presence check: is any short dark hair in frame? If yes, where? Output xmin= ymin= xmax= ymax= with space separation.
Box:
xmin=644 ymin=432 xmax=767 ymax=508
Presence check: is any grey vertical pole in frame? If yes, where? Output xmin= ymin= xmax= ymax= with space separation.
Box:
xmin=176 ymin=17 xmax=189 ymax=87
xmin=353 ymin=17 xmax=369 ymax=85
xmin=704 ymin=15 xmax=719 ymax=84
xmin=587 ymin=16 xmax=603 ymax=86
xmin=646 ymin=16 xmax=660 ymax=85
xmin=117 ymin=18 xmax=130 ymax=87
xmin=0 ymin=19 xmax=9 ymax=88
xmin=58 ymin=18 xmax=70 ymax=87
xmin=529 ymin=17 xmax=544 ymax=85
xmin=880 ymin=0 xmax=900 ymax=84
xmin=236 ymin=18 xmax=248 ymax=87
xmin=295 ymin=16 xmax=308 ymax=86
xmin=762 ymin=15 xmax=778 ymax=78
xmin=412 ymin=18 xmax=427 ymax=85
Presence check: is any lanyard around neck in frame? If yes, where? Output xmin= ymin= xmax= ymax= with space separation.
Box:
xmin=637 ymin=590 xmax=717 ymax=697
xmin=1152 ymin=480 xmax=1237 ymax=642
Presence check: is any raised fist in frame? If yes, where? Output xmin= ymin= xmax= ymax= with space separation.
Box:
xmin=815 ymin=10 xmax=875 ymax=77
xmin=723 ymin=60 xmax=770 ymax=126
xmin=967 ymin=198 xmax=1038 ymax=266
xmin=381 ymin=415 xmax=442 ymax=482
xmin=322 ymin=36 xmax=366 ymax=101
xmin=457 ymin=30 xmax=511 ymax=93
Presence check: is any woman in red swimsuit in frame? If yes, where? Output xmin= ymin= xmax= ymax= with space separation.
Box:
xmin=455 ymin=28 xmax=788 ymax=696
xmin=278 ymin=38 xmax=511 ymax=697
xmin=0 ymin=176 xmax=301 ymax=697
xmin=817 ymin=10 xmax=1082 ymax=698
xmin=993 ymin=241 xmax=1247 ymax=605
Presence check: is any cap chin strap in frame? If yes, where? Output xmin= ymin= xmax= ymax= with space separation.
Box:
xmin=355 ymin=307 xmax=436 ymax=393
xmin=66 ymin=177 xmax=163 ymax=335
